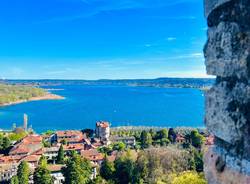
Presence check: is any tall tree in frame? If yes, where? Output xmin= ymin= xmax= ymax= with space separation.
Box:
xmin=2 ymin=137 xmax=11 ymax=150
xmin=114 ymin=156 xmax=135 ymax=184
xmin=140 ymin=131 xmax=152 ymax=148
xmin=100 ymin=155 xmax=115 ymax=180
xmin=34 ymin=157 xmax=53 ymax=184
xmin=11 ymin=176 xmax=19 ymax=184
xmin=190 ymin=130 xmax=205 ymax=148
xmin=156 ymin=129 xmax=168 ymax=139
xmin=62 ymin=152 xmax=92 ymax=184
xmin=57 ymin=144 xmax=65 ymax=164
xmin=134 ymin=153 xmax=149 ymax=183
xmin=17 ymin=161 xmax=30 ymax=184
xmin=168 ymin=128 xmax=176 ymax=143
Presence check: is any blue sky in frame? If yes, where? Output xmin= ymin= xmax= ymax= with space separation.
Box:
xmin=0 ymin=0 xmax=208 ymax=79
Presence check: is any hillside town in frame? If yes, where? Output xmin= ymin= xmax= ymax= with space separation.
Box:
xmin=0 ymin=114 xmax=214 ymax=184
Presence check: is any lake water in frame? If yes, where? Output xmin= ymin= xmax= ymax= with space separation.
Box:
xmin=0 ymin=85 xmax=205 ymax=133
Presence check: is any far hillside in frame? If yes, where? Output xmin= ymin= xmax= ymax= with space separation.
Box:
xmin=3 ymin=78 xmax=215 ymax=90
xmin=0 ymin=84 xmax=47 ymax=105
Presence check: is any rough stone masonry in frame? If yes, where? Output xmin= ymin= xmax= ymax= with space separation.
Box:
xmin=203 ymin=0 xmax=250 ymax=183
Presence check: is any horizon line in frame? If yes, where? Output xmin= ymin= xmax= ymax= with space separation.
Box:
xmin=2 ymin=76 xmax=215 ymax=81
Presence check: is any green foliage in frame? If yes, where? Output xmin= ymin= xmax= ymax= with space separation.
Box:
xmin=0 ymin=134 xmax=8 ymax=151
xmin=98 ymin=146 xmax=113 ymax=155
xmin=171 ymin=171 xmax=207 ymax=184
xmin=43 ymin=130 xmax=55 ymax=135
xmin=190 ymin=130 xmax=205 ymax=148
xmin=156 ymin=129 xmax=168 ymax=140
xmin=62 ymin=152 xmax=92 ymax=184
xmin=11 ymin=175 xmax=19 ymax=184
xmin=2 ymin=136 xmax=11 ymax=150
xmin=134 ymin=153 xmax=149 ymax=183
xmin=114 ymin=154 xmax=135 ymax=184
xmin=160 ymin=138 xmax=170 ymax=146
xmin=34 ymin=157 xmax=53 ymax=184
xmin=0 ymin=84 xmax=46 ymax=105
xmin=42 ymin=139 xmax=51 ymax=148
xmin=9 ymin=131 xmax=27 ymax=141
xmin=190 ymin=148 xmax=204 ymax=172
xmin=57 ymin=144 xmax=65 ymax=164
xmin=168 ymin=128 xmax=176 ymax=143
xmin=140 ymin=130 xmax=152 ymax=148
xmin=100 ymin=156 xmax=115 ymax=181
xmin=112 ymin=142 xmax=126 ymax=151
xmin=17 ymin=161 xmax=30 ymax=184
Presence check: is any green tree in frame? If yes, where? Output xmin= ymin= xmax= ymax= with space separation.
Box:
xmin=149 ymin=129 xmax=156 ymax=140
xmin=0 ymin=134 xmax=3 ymax=150
xmin=172 ymin=171 xmax=207 ymax=184
xmin=168 ymin=128 xmax=176 ymax=143
xmin=100 ymin=155 xmax=115 ymax=180
xmin=62 ymin=152 xmax=92 ymax=184
xmin=114 ymin=156 xmax=135 ymax=184
xmin=190 ymin=130 xmax=205 ymax=148
xmin=11 ymin=176 xmax=19 ymax=184
xmin=113 ymin=142 xmax=126 ymax=151
xmin=156 ymin=129 xmax=168 ymax=140
xmin=160 ymin=138 xmax=170 ymax=146
xmin=140 ymin=131 xmax=152 ymax=148
xmin=17 ymin=161 xmax=30 ymax=184
xmin=57 ymin=144 xmax=65 ymax=164
xmin=134 ymin=153 xmax=149 ymax=183
xmin=34 ymin=157 xmax=53 ymax=184
xmin=191 ymin=148 xmax=204 ymax=172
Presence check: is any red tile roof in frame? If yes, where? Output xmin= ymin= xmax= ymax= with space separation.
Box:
xmin=9 ymin=135 xmax=43 ymax=156
xmin=56 ymin=130 xmax=85 ymax=143
xmin=0 ymin=155 xmax=23 ymax=164
xmin=47 ymin=164 xmax=65 ymax=172
xmin=81 ymin=149 xmax=104 ymax=162
xmin=63 ymin=144 xmax=85 ymax=151
xmin=22 ymin=155 xmax=41 ymax=163
xmin=22 ymin=135 xmax=43 ymax=144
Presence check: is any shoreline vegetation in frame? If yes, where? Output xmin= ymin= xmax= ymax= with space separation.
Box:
xmin=2 ymin=77 xmax=215 ymax=90
xmin=0 ymin=84 xmax=64 ymax=107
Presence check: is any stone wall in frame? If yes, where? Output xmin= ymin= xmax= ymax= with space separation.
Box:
xmin=204 ymin=0 xmax=250 ymax=183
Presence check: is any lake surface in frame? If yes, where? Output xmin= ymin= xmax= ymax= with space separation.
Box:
xmin=0 ymin=85 xmax=205 ymax=133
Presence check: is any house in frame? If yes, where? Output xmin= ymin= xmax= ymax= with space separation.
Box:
xmin=205 ymin=135 xmax=214 ymax=145
xmin=81 ymin=149 xmax=104 ymax=165
xmin=63 ymin=144 xmax=86 ymax=155
xmin=55 ymin=130 xmax=85 ymax=144
xmin=95 ymin=121 xmax=110 ymax=143
xmin=0 ymin=163 xmax=18 ymax=182
xmin=110 ymin=136 xmax=136 ymax=147
xmin=47 ymin=164 xmax=65 ymax=184
xmin=9 ymin=135 xmax=43 ymax=156
xmin=176 ymin=134 xmax=186 ymax=144
xmin=21 ymin=155 xmax=41 ymax=169
xmin=43 ymin=147 xmax=60 ymax=163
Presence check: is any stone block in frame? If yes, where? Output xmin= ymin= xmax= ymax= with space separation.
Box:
xmin=204 ymin=0 xmax=232 ymax=18
xmin=204 ymin=146 xmax=250 ymax=184
xmin=205 ymin=80 xmax=250 ymax=144
xmin=204 ymin=22 xmax=250 ymax=78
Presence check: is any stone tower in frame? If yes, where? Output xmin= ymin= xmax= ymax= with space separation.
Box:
xmin=203 ymin=0 xmax=250 ymax=183
xmin=23 ymin=113 xmax=28 ymax=131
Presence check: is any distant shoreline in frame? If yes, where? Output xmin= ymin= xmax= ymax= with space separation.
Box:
xmin=0 ymin=93 xmax=65 ymax=107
